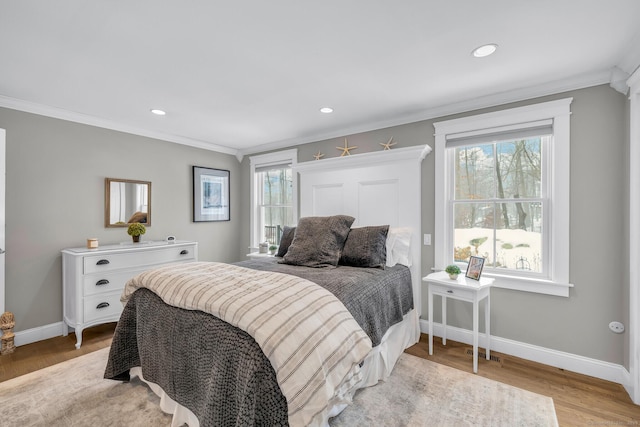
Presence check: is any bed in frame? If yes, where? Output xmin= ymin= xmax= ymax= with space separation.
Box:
xmin=104 ymin=145 xmax=430 ymax=426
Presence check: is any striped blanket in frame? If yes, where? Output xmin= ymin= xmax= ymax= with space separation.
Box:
xmin=121 ymin=261 xmax=373 ymax=427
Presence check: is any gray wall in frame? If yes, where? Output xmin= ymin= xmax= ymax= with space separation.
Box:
xmin=241 ymin=84 xmax=628 ymax=365
xmin=2 ymin=83 xmax=629 ymax=367
xmin=0 ymin=107 xmax=242 ymax=332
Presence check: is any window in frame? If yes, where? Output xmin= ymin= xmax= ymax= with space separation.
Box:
xmin=452 ymin=135 xmax=546 ymax=275
xmin=434 ymin=99 xmax=572 ymax=296
xmin=249 ymin=150 xmax=298 ymax=248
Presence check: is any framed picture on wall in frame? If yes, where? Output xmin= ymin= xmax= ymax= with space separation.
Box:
xmin=193 ymin=166 xmax=230 ymax=222
xmin=465 ymin=256 xmax=485 ymax=280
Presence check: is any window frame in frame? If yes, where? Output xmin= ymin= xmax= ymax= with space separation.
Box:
xmin=249 ymin=149 xmax=298 ymax=249
xmin=434 ymin=99 xmax=573 ymax=297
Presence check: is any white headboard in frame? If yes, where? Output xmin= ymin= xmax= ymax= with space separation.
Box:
xmin=294 ymin=145 xmax=431 ymax=317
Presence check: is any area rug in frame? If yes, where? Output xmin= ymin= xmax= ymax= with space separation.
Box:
xmin=330 ymin=352 xmax=558 ymax=427
xmin=0 ymin=348 xmax=558 ymax=426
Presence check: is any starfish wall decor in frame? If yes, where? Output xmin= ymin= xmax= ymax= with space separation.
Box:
xmin=313 ymin=151 xmax=325 ymax=160
xmin=337 ymin=138 xmax=357 ymax=156
xmin=380 ymin=137 xmax=397 ymax=150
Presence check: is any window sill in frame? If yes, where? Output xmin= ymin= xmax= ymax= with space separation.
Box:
xmin=431 ymin=268 xmax=572 ymax=297
xmin=485 ymin=272 xmax=572 ymax=297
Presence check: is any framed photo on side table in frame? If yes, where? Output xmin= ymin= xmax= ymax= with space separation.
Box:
xmin=465 ymin=256 xmax=485 ymax=280
xmin=193 ymin=166 xmax=230 ymax=222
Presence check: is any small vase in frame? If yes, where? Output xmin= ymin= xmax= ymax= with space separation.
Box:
xmin=132 ymin=235 xmax=140 ymax=243
xmin=448 ymin=273 xmax=458 ymax=280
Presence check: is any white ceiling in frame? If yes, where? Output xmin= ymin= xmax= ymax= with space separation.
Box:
xmin=1 ymin=1 xmax=639 ymax=157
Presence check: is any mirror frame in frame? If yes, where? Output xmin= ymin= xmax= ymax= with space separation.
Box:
xmin=104 ymin=178 xmax=152 ymax=228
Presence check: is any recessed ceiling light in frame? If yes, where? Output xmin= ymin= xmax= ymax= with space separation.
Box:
xmin=150 ymin=109 xmax=166 ymax=116
xmin=472 ymin=44 xmax=498 ymax=58
xmin=320 ymin=107 xmax=333 ymax=114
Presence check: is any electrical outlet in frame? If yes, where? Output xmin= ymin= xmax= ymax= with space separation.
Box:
xmin=423 ymin=234 xmax=431 ymax=246
xmin=609 ymin=321 xmax=625 ymax=334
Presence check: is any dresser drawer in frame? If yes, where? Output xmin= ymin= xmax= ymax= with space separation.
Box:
xmin=83 ymin=245 xmax=196 ymax=274
xmin=83 ymin=292 xmax=123 ymax=323
xmin=82 ymin=270 xmax=141 ymax=297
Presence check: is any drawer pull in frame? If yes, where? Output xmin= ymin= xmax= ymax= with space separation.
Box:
xmin=96 ymin=302 xmax=110 ymax=309
xmin=180 ymin=250 xmax=189 ymax=255
xmin=96 ymin=259 xmax=110 ymax=265
xmin=95 ymin=279 xmax=110 ymax=286
xmin=447 ymin=290 xmax=454 ymax=293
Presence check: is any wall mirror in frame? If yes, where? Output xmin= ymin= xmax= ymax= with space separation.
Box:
xmin=105 ymin=178 xmax=151 ymax=227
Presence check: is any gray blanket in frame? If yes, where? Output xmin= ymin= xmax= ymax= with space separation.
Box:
xmin=104 ymin=260 xmax=413 ymax=426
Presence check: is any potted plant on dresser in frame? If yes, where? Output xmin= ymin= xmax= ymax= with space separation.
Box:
xmin=127 ymin=223 xmax=146 ymax=243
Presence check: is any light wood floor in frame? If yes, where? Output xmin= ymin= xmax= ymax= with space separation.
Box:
xmin=1 ymin=326 xmax=639 ymax=426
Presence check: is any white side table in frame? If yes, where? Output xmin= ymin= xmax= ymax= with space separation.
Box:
xmin=423 ymin=271 xmax=494 ymax=373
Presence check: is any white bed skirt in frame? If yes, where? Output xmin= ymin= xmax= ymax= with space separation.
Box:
xmin=131 ymin=309 xmax=420 ymax=427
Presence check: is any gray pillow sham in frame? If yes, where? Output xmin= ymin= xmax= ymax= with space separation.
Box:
xmin=275 ymin=226 xmax=296 ymax=257
xmin=339 ymin=225 xmax=389 ymax=268
xmin=280 ymin=215 xmax=355 ymax=268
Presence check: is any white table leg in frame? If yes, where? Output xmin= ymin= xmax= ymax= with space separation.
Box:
xmin=428 ymin=288 xmax=433 ymax=356
xmin=442 ymin=295 xmax=447 ymax=345
xmin=486 ymin=293 xmax=491 ymax=361
xmin=473 ymin=299 xmax=479 ymax=374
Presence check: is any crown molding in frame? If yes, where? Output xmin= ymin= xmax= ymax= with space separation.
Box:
xmin=628 ymin=66 xmax=640 ymax=92
xmin=0 ymin=95 xmax=239 ymax=156
xmin=239 ymin=70 xmax=610 ymax=158
xmin=617 ymin=30 xmax=640 ymax=75
xmin=0 ymin=69 xmax=611 ymax=161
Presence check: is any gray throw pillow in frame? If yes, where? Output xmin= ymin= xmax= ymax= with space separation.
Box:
xmin=339 ymin=225 xmax=389 ymax=268
xmin=276 ymin=226 xmax=296 ymax=257
xmin=280 ymin=215 xmax=355 ymax=268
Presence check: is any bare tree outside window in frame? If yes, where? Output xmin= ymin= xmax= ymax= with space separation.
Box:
xmin=453 ymin=136 xmax=545 ymax=272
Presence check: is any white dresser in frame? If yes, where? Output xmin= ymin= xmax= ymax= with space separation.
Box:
xmin=62 ymin=240 xmax=198 ymax=348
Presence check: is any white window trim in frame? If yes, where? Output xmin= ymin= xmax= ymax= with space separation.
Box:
xmin=627 ymin=67 xmax=640 ymax=404
xmin=249 ymin=149 xmax=298 ymax=249
xmin=434 ymin=98 xmax=573 ymax=297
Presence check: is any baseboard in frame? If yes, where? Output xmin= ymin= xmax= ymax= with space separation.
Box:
xmin=14 ymin=318 xmax=630 ymax=392
xmin=419 ymin=318 xmax=628 ymax=388
xmin=622 ymin=366 xmax=635 ymax=403
xmin=14 ymin=322 xmax=66 ymax=347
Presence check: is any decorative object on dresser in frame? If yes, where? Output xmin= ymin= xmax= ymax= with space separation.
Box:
xmin=61 ymin=240 xmax=198 ymax=349
xmin=0 ymin=311 xmax=16 ymax=355
xmin=127 ymin=222 xmax=146 ymax=243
